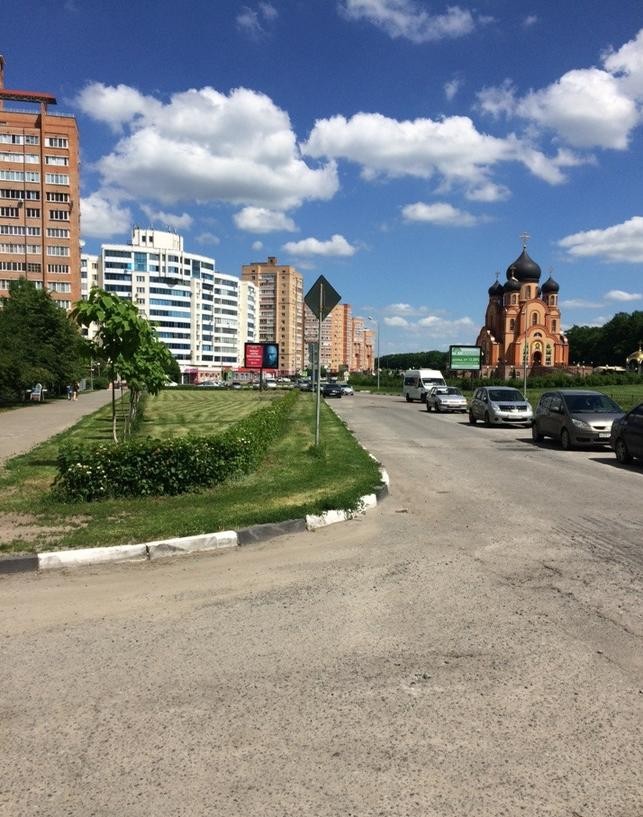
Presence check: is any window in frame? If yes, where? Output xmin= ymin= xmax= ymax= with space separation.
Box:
xmin=48 ymin=264 xmax=70 ymax=273
xmin=48 ymin=281 xmax=71 ymax=293
xmin=47 ymin=245 xmax=70 ymax=256
xmin=45 ymin=155 xmax=69 ymax=166
xmin=49 ymin=209 xmax=69 ymax=221
xmin=45 ymin=173 xmax=69 ymax=185
xmin=532 ymin=313 xmax=538 ymax=325
xmin=0 ymin=152 xmax=39 ymax=164
xmin=45 ymin=137 xmax=68 ymax=148
xmin=509 ymin=319 xmax=515 ymax=331
xmin=0 ymin=225 xmax=41 ymax=236
xmin=26 ymin=208 xmax=40 ymax=218
xmin=46 ymin=191 xmax=69 ymax=202
xmin=47 ymin=227 xmax=70 ymax=238
xmin=0 ymin=170 xmax=39 ymax=182
xmin=1 ymin=189 xmax=40 ymax=200
xmin=552 ymin=320 xmax=557 ymax=332
xmin=0 ymin=206 xmax=18 ymax=217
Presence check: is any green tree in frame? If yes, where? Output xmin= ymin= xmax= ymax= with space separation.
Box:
xmin=0 ymin=279 xmax=85 ymax=402
xmin=72 ymin=289 xmax=172 ymax=441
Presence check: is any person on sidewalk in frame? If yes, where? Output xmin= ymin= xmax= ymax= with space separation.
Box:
xmin=66 ymin=384 xmax=72 ymax=400
xmin=72 ymin=381 xmax=79 ymax=401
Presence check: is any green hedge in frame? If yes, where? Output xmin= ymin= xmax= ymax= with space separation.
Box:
xmin=53 ymin=390 xmax=298 ymax=502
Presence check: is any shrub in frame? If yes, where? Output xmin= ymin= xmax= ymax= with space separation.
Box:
xmin=53 ymin=390 xmax=298 ymax=502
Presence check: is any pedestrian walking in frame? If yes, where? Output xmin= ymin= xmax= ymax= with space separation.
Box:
xmin=66 ymin=384 xmax=72 ymax=400
xmin=72 ymin=381 xmax=79 ymax=401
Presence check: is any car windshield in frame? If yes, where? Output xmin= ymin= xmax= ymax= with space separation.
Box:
xmin=563 ymin=394 xmax=622 ymax=413
xmin=423 ymin=378 xmax=444 ymax=386
xmin=488 ymin=389 xmax=524 ymax=402
xmin=446 ymin=388 xmax=462 ymax=395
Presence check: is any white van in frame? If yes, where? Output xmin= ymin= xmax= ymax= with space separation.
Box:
xmin=402 ymin=369 xmax=447 ymax=402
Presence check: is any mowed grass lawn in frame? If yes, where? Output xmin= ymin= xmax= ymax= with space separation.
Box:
xmin=0 ymin=390 xmax=383 ymax=553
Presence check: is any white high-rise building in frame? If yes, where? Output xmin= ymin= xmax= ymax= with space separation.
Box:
xmin=97 ymin=229 xmax=257 ymax=382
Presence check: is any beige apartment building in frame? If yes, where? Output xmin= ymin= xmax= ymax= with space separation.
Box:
xmin=241 ymin=256 xmax=304 ymax=375
xmin=0 ymin=57 xmax=80 ymax=308
xmin=304 ymin=305 xmax=375 ymax=375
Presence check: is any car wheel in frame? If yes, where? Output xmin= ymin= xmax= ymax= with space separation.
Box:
xmin=426 ymin=401 xmax=431 ymax=412
xmin=484 ymin=412 xmax=491 ymax=426
xmin=532 ymin=424 xmax=543 ymax=442
xmin=560 ymin=428 xmax=573 ymax=450
xmin=435 ymin=404 xmax=441 ymax=413
xmin=469 ymin=411 xmax=477 ymax=425
xmin=615 ymin=437 xmax=632 ymax=464
xmin=406 ymin=394 xmax=412 ymax=403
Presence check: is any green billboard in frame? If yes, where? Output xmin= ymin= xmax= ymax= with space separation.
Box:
xmin=449 ymin=345 xmax=482 ymax=370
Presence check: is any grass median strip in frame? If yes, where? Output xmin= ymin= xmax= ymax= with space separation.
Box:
xmin=0 ymin=390 xmax=383 ymax=553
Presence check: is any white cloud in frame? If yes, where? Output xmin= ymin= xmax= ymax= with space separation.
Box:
xmin=465 ymin=181 xmax=511 ymax=202
xmin=603 ymin=28 xmax=643 ymax=100
xmin=339 ymin=0 xmax=475 ymax=44
xmin=237 ymin=3 xmax=278 ymax=37
xmin=402 ymin=201 xmax=479 ymax=227
xmin=517 ymin=68 xmax=638 ymax=149
xmin=195 ymin=232 xmax=220 ymax=246
xmin=76 ymin=83 xmax=338 ymax=211
xmin=234 ymin=206 xmax=297 ymax=233
xmin=476 ymin=79 xmax=517 ymax=119
xmin=387 ymin=303 xmax=413 ymax=313
xmin=558 ymin=217 xmax=643 ymax=263
xmin=282 ymin=234 xmax=357 ymax=257
xmin=384 ymin=316 xmax=409 ymax=327
xmin=81 ymin=191 xmax=131 ymax=239
xmin=252 ymin=240 xmax=264 ymax=251
xmin=523 ymin=15 xmax=538 ymax=28
xmin=444 ymin=78 xmax=461 ymax=101
xmin=604 ymin=289 xmax=642 ymax=302
xmin=140 ymin=205 xmax=193 ymax=230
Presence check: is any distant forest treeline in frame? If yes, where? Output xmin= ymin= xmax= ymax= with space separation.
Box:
xmin=378 ymin=312 xmax=643 ymax=370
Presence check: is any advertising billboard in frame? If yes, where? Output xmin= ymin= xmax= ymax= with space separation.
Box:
xmin=449 ymin=345 xmax=482 ymax=371
xmin=244 ymin=342 xmax=280 ymax=369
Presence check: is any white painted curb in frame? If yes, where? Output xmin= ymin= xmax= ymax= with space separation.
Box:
xmin=39 ymin=543 xmax=147 ymax=571
xmin=147 ymin=530 xmax=237 ymax=559
xmin=305 ymin=488 xmax=380 ymax=530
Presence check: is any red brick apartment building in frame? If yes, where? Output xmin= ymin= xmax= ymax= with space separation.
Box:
xmin=0 ymin=56 xmax=80 ymax=308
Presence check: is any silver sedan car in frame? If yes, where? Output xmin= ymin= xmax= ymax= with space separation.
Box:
xmin=469 ymin=386 xmax=533 ymax=426
xmin=426 ymin=386 xmax=467 ymax=413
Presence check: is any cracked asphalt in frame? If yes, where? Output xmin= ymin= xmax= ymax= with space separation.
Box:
xmin=0 ymin=392 xmax=641 ymax=817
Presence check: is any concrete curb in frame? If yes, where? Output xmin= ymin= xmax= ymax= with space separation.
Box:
xmin=0 ymin=467 xmax=389 ymax=575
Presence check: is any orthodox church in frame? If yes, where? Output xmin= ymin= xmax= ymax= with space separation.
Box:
xmin=476 ymin=239 xmax=569 ymax=378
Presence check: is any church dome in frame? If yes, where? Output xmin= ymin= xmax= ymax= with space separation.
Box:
xmin=488 ymin=280 xmax=503 ymax=297
xmin=506 ymin=249 xmax=541 ymax=283
xmin=541 ymin=275 xmax=559 ymax=293
xmin=503 ymin=275 xmax=521 ymax=293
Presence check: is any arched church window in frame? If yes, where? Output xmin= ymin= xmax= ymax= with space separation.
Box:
xmin=552 ymin=319 xmax=557 ymax=332
xmin=526 ymin=286 xmax=531 ymax=298
xmin=532 ymin=313 xmax=538 ymax=325
xmin=509 ymin=319 xmax=515 ymax=331
xmin=545 ymin=344 xmax=553 ymax=365
xmin=512 ymin=294 xmax=517 ymax=304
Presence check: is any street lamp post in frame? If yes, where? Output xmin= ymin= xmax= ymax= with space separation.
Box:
xmin=523 ymin=313 xmax=530 ymax=398
xmin=368 ymin=315 xmax=380 ymax=391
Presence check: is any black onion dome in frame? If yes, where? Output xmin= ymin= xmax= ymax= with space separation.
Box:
xmin=488 ymin=280 xmax=504 ymax=297
xmin=503 ymin=276 xmax=521 ymax=293
xmin=506 ymin=249 xmax=541 ymax=283
xmin=541 ymin=275 xmax=559 ymax=293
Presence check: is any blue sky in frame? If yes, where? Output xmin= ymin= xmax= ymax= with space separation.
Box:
xmin=7 ymin=0 xmax=643 ymax=355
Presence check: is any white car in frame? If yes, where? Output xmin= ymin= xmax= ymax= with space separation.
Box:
xmin=340 ymin=384 xmax=354 ymax=396
xmin=426 ymin=386 xmax=467 ymax=413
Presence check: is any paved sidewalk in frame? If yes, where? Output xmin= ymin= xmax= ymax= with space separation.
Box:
xmin=0 ymin=389 xmax=116 ymax=465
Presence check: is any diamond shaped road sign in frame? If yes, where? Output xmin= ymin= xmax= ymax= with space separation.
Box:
xmin=304 ymin=275 xmax=341 ymax=321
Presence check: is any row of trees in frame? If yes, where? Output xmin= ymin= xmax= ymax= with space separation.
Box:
xmin=565 ymin=311 xmax=643 ymax=366
xmin=0 ymin=281 xmax=180 ymax=442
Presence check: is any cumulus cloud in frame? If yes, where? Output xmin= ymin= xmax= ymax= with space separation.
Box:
xmin=302 ymin=110 xmax=570 ymax=195
xmin=558 ymin=217 xmax=643 ymax=262
xmin=81 ymin=191 xmax=131 ymax=238
xmin=402 ymin=201 xmax=479 ymax=226
xmin=252 ymin=240 xmax=264 ymax=251
xmin=384 ymin=316 xmax=409 ymax=327
xmin=478 ymin=29 xmax=643 ymax=151
xmin=444 ymin=77 xmax=462 ymax=101
xmin=76 ymin=83 xmax=338 ymax=211
xmin=282 ymin=234 xmax=357 ymax=257
xmin=140 ymin=205 xmax=193 ymax=230
xmin=234 ymin=206 xmax=297 ymax=233
xmin=339 ymin=0 xmax=476 ymax=44
xmin=523 ymin=14 xmax=538 ymax=28
xmin=604 ymin=289 xmax=642 ymax=302
xmin=560 ymin=298 xmax=603 ymax=309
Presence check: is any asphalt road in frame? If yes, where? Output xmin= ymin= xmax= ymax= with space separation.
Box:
xmin=1 ymin=392 xmax=641 ymax=817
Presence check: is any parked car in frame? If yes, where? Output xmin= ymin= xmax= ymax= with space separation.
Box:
xmin=339 ymin=384 xmax=354 ymax=396
xmin=532 ymin=389 xmax=623 ymax=449
xmin=197 ymin=380 xmax=221 ymax=388
xmin=469 ymin=386 xmax=533 ymax=426
xmin=426 ymin=386 xmax=467 ymax=413
xmin=610 ymin=401 xmax=643 ymax=463
xmin=321 ymin=382 xmax=343 ymax=398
